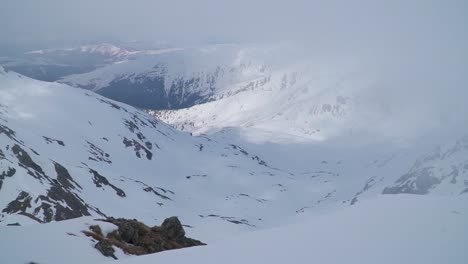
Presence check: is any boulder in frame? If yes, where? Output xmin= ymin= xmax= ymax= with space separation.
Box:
xmin=95 ymin=240 xmax=117 ymax=259
xmin=86 ymin=216 xmax=205 ymax=259
xmin=161 ymin=216 xmax=185 ymax=239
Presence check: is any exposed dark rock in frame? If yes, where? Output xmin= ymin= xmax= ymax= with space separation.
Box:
xmin=28 ymin=162 xmax=92 ymax=221
xmin=0 ymin=167 xmax=16 ymax=190
xmin=230 ymin=144 xmax=248 ymax=155
xmin=54 ymin=162 xmax=82 ymax=190
xmin=2 ymin=191 xmax=32 ymax=214
xmin=237 ymin=193 xmax=268 ymax=203
xmin=143 ymin=186 xmax=172 ymax=200
xmin=90 ymin=169 xmax=126 ymax=197
xmin=144 ymin=141 xmax=152 ymax=150
xmin=0 ymin=124 xmax=22 ymax=144
xmin=161 ymin=216 xmax=185 ymax=239
xmin=130 ymin=114 xmax=150 ymax=128
xmin=136 ymin=132 xmax=145 ymax=141
xmin=95 ymin=240 xmax=117 ymax=259
xmin=90 ymin=225 xmax=103 ymax=236
xmin=1 ymin=162 xmax=99 ymax=223
xmin=85 ymin=216 xmax=205 ymax=258
xmin=124 ymin=120 xmax=139 ymax=133
xmin=43 ymin=136 xmax=65 ymax=146
xmin=11 ymin=144 xmax=45 ymax=179
xmin=199 ymin=214 xmax=254 ymax=227
xmin=383 ymin=167 xmax=441 ymax=195
xmin=122 ymin=137 xmax=153 ymax=160
xmin=120 ymin=176 xmax=174 ymax=201
xmin=87 ymin=141 xmax=111 ymax=164
xmin=251 ymin=155 xmax=268 ymax=167
xmin=185 ymin=174 xmax=207 ymax=179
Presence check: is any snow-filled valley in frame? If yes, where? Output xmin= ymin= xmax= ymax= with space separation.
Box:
xmin=0 ymin=41 xmax=467 ymax=264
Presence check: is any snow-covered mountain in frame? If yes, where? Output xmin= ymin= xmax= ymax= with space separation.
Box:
xmin=2 ymin=43 xmax=393 ymax=143
xmin=53 ymin=43 xmax=368 ymax=141
xmin=0 ymin=66 xmax=302 ymax=231
xmin=150 ymin=62 xmax=364 ymax=142
xmin=60 ymin=44 xmax=283 ymax=109
xmin=0 ymin=63 xmax=467 ymax=264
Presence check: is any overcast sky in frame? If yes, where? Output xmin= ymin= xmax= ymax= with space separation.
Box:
xmin=1 ymin=0 xmax=467 ymax=53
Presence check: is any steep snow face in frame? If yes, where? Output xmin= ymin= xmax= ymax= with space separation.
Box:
xmin=151 ymin=64 xmax=367 ymax=143
xmin=0 ymin=69 xmax=304 ymax=232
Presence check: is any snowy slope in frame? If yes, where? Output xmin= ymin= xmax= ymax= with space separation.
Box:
xmin=3 ymin=195 xmax=466 ymax=264
xmin=109 ymin=195 xmax=468 ymax=264
xmin=2 ymin=66 xmax=408 ymax=239
xmin=0 ymin=66 xmax=305 ymax=233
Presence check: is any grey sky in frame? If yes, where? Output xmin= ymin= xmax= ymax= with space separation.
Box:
xmin=1 ymin=0 xmax=467 ymax=53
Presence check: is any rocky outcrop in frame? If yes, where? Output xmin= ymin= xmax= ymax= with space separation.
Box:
xmin=83 ymin=216 xmax=205 ymax=259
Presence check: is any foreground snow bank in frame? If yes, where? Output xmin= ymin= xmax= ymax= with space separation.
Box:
xmin=0 ymin=217 xmax=121 ymax=264
xmin=111 ymin=195 xmax=468 ymax=264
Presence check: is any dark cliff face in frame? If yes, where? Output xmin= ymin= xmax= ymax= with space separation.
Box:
xmin=97 ymin=74 xmax=213 ymax=110
xmin=99 ymin=76 xmax=171 ymax=109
